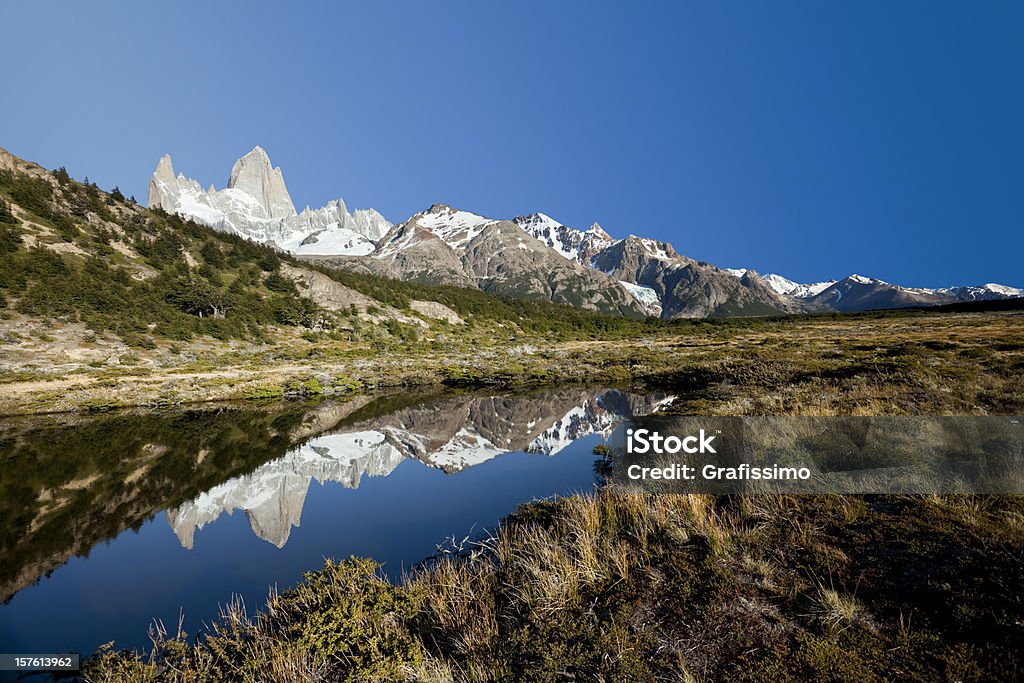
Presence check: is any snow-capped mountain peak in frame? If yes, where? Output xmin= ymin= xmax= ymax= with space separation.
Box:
xmin=226 ymin=145 xmax=296 ymax=219
xmin=585 ymin=222 xmax=613 ymax=241
xmin=513 ymin=213 xmax=615 ymax=263
xmin=148 ymin=148 xmax=390 ymax=256
xmin=415 ymin=204 xmax=494 ymax=249
xmin=725 ymin=268 xmax=839 ymax=298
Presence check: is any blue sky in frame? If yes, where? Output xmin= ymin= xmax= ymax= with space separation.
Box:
xmin=1 ymin=2 xmax=1020 ymax=287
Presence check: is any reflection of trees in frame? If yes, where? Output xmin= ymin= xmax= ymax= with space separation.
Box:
xmin=0 ymin=404 xmax=313 ymax=602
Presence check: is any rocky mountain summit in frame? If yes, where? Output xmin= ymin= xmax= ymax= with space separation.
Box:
xmin=148 ymin=147 xmax=390 ymax=255
xmin=514 ymin=213 xmax=799 ymax=317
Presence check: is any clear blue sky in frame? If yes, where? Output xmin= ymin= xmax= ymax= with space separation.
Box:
xmin=1 ymin=2 xmax=1020 ymax=287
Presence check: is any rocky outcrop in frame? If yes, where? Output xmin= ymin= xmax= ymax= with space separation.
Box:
xmin=409 ymin=300 xmax=464 ymax=325
xmin=358 ymin=205 xmax=648 ymax=317
xmin=514 ymin=214 xmax=798 ymax=318
xmin=515 ymin=213 xmax=614 ymax=265
xmin=802 ymin=275 xmax=954 ymax=312
xmin=280 ymin=264 xmax=426 ymax=327
xmin=588 ymin=236 xmax=799 ymax=318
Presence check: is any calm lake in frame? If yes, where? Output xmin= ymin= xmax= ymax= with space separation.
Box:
xmin=0 ymin=386 xmax=673 ymax=658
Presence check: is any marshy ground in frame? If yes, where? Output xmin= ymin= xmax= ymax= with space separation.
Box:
xmin=2 ymin=309 xmax=1022 ymax=417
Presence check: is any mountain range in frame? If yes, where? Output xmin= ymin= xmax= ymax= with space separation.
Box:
xmin=149 ymin=148 xmax=1022 ymax=319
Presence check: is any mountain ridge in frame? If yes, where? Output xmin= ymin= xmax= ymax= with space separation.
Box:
xmin=144 ymin=146 xmax=1023 ymax=318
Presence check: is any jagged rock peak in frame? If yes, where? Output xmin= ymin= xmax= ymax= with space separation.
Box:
xmin=145 ymin=147 xmax=391 ymax=255
xmin=155 ymin=153 xmax=174 ymax=177
xmin=227 ymin=146 xmax=296 ymax=219
xmin=148 ymin=154 xmax=179 ymax=211
xmin=587 ymin=222 xmax=613 ymax=241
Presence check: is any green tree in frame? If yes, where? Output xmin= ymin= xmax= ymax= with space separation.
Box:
xmin=165 ymin=276 xmax=232 ymax=318
xmin=0 ymin=198 xmax=17 ymax=225
xmin=0 ymin=225 xmax=21 ymax=253
xmin=264 ymin=271 xmax=298 ymax=295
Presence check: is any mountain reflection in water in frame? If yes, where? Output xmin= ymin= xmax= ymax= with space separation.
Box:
xmin=166 ymin=389 xmax=675 ymax=549
xmin=0 ymin=386 xmax=673 ymax=657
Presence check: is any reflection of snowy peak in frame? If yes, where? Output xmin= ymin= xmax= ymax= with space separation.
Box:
xmin=148 ymin=147 xmax=390 ymax=255
xmin=166 ymin=430 xmax=405 ymax=549
xmin=429 ymin=427 xmax=506 ymax=470
xmin=167 ymin=389 xmax=675 ymax=548
xmin=528 ymin=391 xmax=676 ymax=455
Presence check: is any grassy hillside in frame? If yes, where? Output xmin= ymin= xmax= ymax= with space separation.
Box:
xmin=0 ymin=151 xmax=666 ymax=353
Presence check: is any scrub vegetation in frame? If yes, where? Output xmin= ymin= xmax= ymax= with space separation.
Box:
xmin=83 ymin=491 xmax=1024 ymax=682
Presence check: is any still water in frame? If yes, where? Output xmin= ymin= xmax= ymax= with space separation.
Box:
xmin=0 ymin=386 xmax=672 ymax=658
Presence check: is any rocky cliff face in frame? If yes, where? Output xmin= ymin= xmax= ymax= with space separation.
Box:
xmin=147 ymin=147 xmax=390 ymax=255
xmin=227 ymin=147 xmax=296 ymax=220
xmin=310 ymin=205 xmax=649 ymax=317
xmin=515 ymin=213 xmax=615 ymax=266
xmin=514 ymin=214 xmax=801 ymax=318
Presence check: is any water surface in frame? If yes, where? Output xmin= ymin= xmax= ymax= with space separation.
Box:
xmin=0 ymin=386 xmax=672 ymax=657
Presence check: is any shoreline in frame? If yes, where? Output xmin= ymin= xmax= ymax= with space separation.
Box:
xmin=3 ymin=309 xmax=1022 ymax=417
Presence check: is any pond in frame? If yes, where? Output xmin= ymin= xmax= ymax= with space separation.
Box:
xmin=0 ymin=386 xmax=674 ymax=658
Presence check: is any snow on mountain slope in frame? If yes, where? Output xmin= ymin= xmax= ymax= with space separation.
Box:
xmin=415 ymin=206 xmax=493 ymax=249
xmin=935 ymin=283 xmax=1024 ymax=300
xmin=981 ymin=283 xmax=1024 ymax=297
xmin=633 ymin=236 xmax=675 ymax=262
xmin=726 ymin=269 xmax=836 ymax=298
xmin=796 ymin=280 xmax=839 ymax=297
xmin=730 ymin=268 xmax=1022 ymax=306
xmin=514 ymin=213 xmax=615 ymax=265
xmin=148 ymin=148 xmax=390 ymax=255
xmin=618 ymin=280 xmax=662 ymax=317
